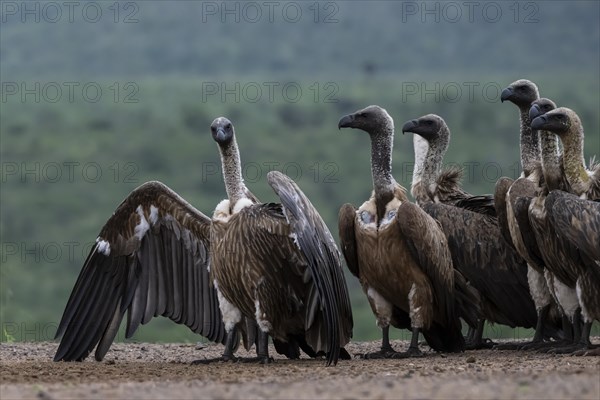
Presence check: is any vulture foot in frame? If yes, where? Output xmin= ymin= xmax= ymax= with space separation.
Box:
xmin=572 ymin=347 xmax=600 ymax=357
xmin=466 ymin=338 xmax=495 ymax=350
xmin=190 ymin=356 xmax=237 ymax=365
xmin=493 ymin=342 xmax=525 ymax=350
xmin=546 ymin=343 xmax=590 ymax=355
xmin=235 ymin=356 xmax=275 ymax=364
xmin=520 ymin=340 xmax=567 ymax=351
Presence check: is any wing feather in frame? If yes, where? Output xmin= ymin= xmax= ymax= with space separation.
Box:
xmin=422 ymin=202 xmax=537 ymax=328
xmin=396 ymin=202 xmax=455 ymax=326
xmin=338 ymin=204 xmax=360 ymax=278
xmin=54 ymin=181 xmax=229 ymax=362
xmin=547 ymin=191 xmax=600 ymax=262
xmin=267 ymin=171 xmax=353 ymax=366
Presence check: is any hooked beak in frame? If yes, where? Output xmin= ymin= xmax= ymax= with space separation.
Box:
xmin=338 ymin=114 xmax=354 ymax=130
xmin=401 ymin=120 xmax=418 ymax=135
xmin=500 ymin=87 xmax=513 ymax=103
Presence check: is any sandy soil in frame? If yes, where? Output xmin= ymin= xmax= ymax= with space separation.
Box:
xmin=1 ymin=340 xmax=599 ymax=399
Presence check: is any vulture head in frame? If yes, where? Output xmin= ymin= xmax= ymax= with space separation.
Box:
xmin=501 ymin=79 xmax=539 ymax=108
xmin=211 ymin=117 xmax=235 ymax=145
xmin=529 ymin=98 xmax=557 ymax=121
xmin=530 ymin=107 xmax=580 ymax=136
xmin=338 ymin=105 xmax=393 ymax=136
xmin=401 ymin=114 xmax=446 ymax=142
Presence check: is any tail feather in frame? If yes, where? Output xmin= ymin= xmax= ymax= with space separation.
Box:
xmin=422 ymin=318 xmax=465 ymax=353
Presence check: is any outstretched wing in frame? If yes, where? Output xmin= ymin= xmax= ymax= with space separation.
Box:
xmin=338 ymin=204 xmax=360 ymax=278
xmin=547 ymin=190 xmax=600 ymax=262
xmin=267 ymin=171 xmax=353 ymax=366
xmin=54 ymin=181 xmax=230 ymax=362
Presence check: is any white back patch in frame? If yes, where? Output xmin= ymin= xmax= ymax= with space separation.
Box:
xmin=213 ymin=199 xmax=231 ymax=221
xmin=233 ymin=197 xmax=254 ymax=214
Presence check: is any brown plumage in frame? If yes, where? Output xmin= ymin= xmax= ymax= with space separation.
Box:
xmin=402 ymin=113 xmax=540 ymax=349
xmin=54 ymin=117 xmax=353 ymax=366
xmin=337 ymin=105 xmax=478 ymax=358
xmin=530 ymin=107 xmax=600 ymax=352
xmin=495 ymin=89 xmax=566 ymax=349
xmin=532 ymin=108 xmax=600 ymax=200
xmin=54 ymin=181 xmax=232 ymax=362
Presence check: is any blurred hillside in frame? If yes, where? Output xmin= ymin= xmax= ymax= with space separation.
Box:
xmin=1 ymin=1 xmax=599 ymax=344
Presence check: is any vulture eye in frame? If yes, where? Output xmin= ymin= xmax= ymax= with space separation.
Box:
xmin=556 ymin=114 xmax=565 ymax=120
xmin=225 ymin=123 xmax=232 ymax=130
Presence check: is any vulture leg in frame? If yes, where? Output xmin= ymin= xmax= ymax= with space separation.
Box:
xmin=546 ymin=310 xmax=590 ymax=354
xmin=190 ymin=327 xmax=240 ymax=365
xmin=495 ymin=305 xmax=553 ymax=350
xmin=361 ymin=326 xmax=424 ymax=359
xmin=530 ymin=315 xmax=576 ymax=351
xmin=519 ymin=304 xmax=554 ymax=350
xmin=221 ymin=328 xmax=239 ymax=361
xmin=403 ymin=327 xmax=424 ymax=358
xmin=465 ymin=326 xmax=476 ymax=344
xmin=498 ymin=304 xmax=559 ymax=350
xmin=466 ymin=319 xmax=495 ymax=349
xmin=256 ymin=330 xmax=273 ymax=364
xmin=562 ymin=314 xmax=574 ymax=343
xmin=359 ymin=326 xmax=398 ymax=359
xmin=381 ymin=325 xmax=394 ymax=353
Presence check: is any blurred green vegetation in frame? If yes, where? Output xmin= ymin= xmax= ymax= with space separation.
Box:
xmin=1 ymin=1 xmax=599 ymax=344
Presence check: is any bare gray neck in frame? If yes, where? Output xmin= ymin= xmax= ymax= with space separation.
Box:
xmin=370 ymin=127 xmax=395 ymax=196
xmin=519 ymin=107 xmax=541 ymax=176
xmin=560 ymin=125 xmax=589 ymax=195
xmin=421 ymin=128 xmax=449 ymax=192
xmin=218 ymin=137 xmax=248 ymax=205
xmin=539 ymin=132 xmax=562 ymax=191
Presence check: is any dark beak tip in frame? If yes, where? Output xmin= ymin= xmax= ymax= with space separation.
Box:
xmin=500 ymin=88 xmax=513 ymax=103
xmin=401 ymin=120 xmax=418 ymax=134
xmin=530 ymin=116 xmax=546 ymax=129
xmin=338 ymin=115 xmax=353 ymax=130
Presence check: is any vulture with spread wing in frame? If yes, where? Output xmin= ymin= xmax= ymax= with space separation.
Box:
xmin=55 ymin=117 xmax=353 ymax=366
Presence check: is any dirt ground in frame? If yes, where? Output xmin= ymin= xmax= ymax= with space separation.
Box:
xmin=1 ymin=340 xmax=599 ymax=400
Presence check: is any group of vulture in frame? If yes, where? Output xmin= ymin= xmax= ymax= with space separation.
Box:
xmin=54 ymin=79 xmax=599 ymax=366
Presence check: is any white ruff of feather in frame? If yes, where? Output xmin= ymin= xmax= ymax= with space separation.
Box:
xmin=232 ymin=197 xmax=253 ymax=214
xmin=134 ymin=205 xmax=150 ymax=240
xmin=214 ymin=280 xmax=242 ymax=332
xmin=255 ymin=299 xmax=272 ymax=333
xmin=96 ymin=237 xmax=111 ymax=256
xmin=367 ymin=286 xmax=392 ymax=328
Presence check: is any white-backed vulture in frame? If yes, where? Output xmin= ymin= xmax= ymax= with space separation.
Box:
xmin=530 ymin=107 xmax=600 ymax=353
xmin=337 ymin=105 xmax=479 ymax=358
xmin=401 ymin=113 xmax=541 ymax=349
xmin=54 ymin=117 xmax=353 ymax=366
xmin=495 ymin=89 xmax=566 ymax=350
